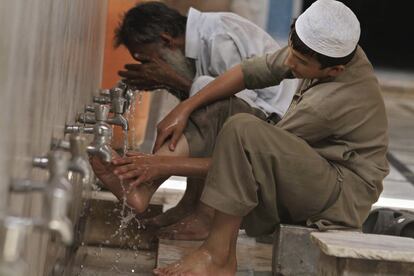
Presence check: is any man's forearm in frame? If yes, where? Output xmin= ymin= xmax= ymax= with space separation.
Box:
xmin=184 ymin=65 xmax=245 ymax=112
xmin=166 ymin=73 xmax=192 ymax=100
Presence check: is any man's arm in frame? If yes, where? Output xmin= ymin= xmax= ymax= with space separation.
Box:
xmin=112 ymin=154 xmax=211 ymax=187
xmin=118 ymin=55 xmax=192 ymax=100
xmin=153 ymin=64 xmax=245 ymax=151
xmin=154 ymin=48 xmax=290 ymax=151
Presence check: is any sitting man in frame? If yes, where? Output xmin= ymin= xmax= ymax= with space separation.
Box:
xmin=91 ymin=1 xmax=297 ymax=239
xmin=104 ymin=0 xmax=390 ymax=274
xmin=147 ymin=0 xmax=388 ymax=274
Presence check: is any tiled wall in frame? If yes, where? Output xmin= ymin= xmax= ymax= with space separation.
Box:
xmin=0 ymin=1 xmax=107 ymax=275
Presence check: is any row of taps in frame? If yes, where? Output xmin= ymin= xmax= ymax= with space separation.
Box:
xmin=0 ymin=81 xmax=135 ymax=265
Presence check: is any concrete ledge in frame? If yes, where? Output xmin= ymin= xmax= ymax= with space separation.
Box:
xmin=272 ymin=224 xmax=319 ymax=276
xmin=311 ymin=231 xmax=414 ymax=275
xmin=311 ymin=231 xmax=414 ymax=263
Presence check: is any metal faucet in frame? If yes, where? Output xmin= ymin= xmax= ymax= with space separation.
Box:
xmin=78 ymin=90 xmax=129 ymax=131
xmin=65 ymin=105 xmax=112 ymax=163
xmin=116 ymin=80 xmax=135 ymax=113
xmin=94 ymin=81 xmax=135 ymax=113
xmin=106 ymin=96 xmax=129 ymax=131
xmin=50 ymin=134 xmax=92 ymax=184
xmin=9 ymin=151 xmax=74 ymax=246
xmin=34 ymin=151 xmax=73 ymax=245
xmin=0 ymin=215 xmax=43 ymax=273
xmin=92 ymin=95 xmax=111 ymax=105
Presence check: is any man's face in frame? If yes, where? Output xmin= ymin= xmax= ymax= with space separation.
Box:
xmin=284 ymin=46 xmax=329 ymax=79
xmin=128 ymin=42 xmax=195 ymax=81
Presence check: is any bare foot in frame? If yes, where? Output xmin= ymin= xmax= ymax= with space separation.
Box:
xmin=154 ymin=247 xmax=236 ymax=276
xmin=157 ymin=204 xmax=214 ymax=240
xmin=142 ymin=203 xmax=192 ymax=227
xmin=90 ymin=155 xmax=157 ymax=213
xmin=144 ymin=177 xmax=205 ymax=228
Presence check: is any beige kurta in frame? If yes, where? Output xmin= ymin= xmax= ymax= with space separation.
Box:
xmin=240 ymin=46 xmax=389 ymax=229
xmin=200 ymin=46 xmax=389 ymax=234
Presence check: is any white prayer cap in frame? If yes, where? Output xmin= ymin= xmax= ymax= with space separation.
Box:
xmin=295 ymin=0 xmax=360 ymax=58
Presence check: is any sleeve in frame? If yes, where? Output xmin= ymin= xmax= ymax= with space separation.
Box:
xmin=207 ymin=33 xmax=244 ymax=76
xmin=277 ymin=100 xmax=334 ymax=144
xmin=241 ymin=46 xmax=292 ymax=90
xmin=206 ymin=33 xmax=258 ymax=103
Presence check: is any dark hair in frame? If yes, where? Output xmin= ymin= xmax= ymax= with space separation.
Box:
xmin=114 ymin=2 xmax=187 ymax=48
xmin=289 ymin=21 xmax=357 ymax=69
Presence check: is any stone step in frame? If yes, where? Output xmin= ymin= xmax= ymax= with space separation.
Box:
xmin=311 ymin=231 xmax=414 ymax=275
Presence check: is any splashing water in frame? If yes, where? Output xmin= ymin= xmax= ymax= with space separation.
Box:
xmin=110 ymin=179 xmax=144 ymax=242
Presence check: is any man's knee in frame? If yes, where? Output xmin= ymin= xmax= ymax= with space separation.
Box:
xmin=154 ymin=135 xmax=190 ymax=157
xmin=221 ymin=113 xmax=263 ymax=139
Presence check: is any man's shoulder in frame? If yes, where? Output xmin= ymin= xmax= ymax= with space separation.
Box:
xmin=199 ymin=10 xmax=266 ymax=35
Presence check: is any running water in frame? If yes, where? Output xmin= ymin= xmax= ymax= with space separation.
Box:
xmin=122 ymin=129 xmax=128 ymax=157
xmin=110 ymin=179 xmax=144 ymax=242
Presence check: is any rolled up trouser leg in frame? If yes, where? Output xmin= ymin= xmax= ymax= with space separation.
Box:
xmin=183 ymin=97 xmax=266 ymax=158
xmin=200 ymin=113 xmax=340 ymax=236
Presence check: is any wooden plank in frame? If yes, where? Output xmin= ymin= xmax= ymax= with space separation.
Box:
xmin=70 ymin=245 xmax=156 ymax=275
xmin=156 ymin=230 xmax=273 ymax=274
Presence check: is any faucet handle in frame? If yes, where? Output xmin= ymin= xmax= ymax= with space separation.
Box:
xmin=111 ymin=87 xmax=124 ymax=99
xmin=50 ymin=138 xmax=70 ymax=151
xmin=94 ymin=104 xmax=110 ymax=122
xmin=32 ymin=157 xmax=49 ymax=169
xmin=84 ymin=104 xmax=95 ymax=113
xmin=69 ymin=134 xmax=88 ymax=156
xmin=111 ymin=97 xmax=127 ymax=114
xmin=64 ymin=124 xmax=94 ymax=134
xmin=98 ymin=89 xmax=111 ymax=97
xmin=116 ymin=80 xmax=128 ymax=90
xmin=51 ymin=135 xmax=87 ymax=156
xmin=93 ymin=96 xmax=111 ymax=105
xmin=33 ymin=151 xmax=70 ymax=178
xmin=76 ymin=112 xmax=96 ymax=125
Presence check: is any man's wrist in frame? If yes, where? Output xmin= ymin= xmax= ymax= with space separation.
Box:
xmin=166 ymin=73 xmax=191 ymax=95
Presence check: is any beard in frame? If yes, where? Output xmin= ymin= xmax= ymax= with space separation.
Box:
xmin=159 ymin=48 xmax=196 ymax=82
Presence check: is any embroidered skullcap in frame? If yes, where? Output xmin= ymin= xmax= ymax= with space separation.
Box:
xmin=295 ymin=0 xmax=360 ymax=58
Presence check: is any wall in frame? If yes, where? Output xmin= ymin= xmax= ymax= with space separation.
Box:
xmin=102 ymin=0 xmax=151 ymax=150
xmin=0 ymin=1 xmax=107 ymax=275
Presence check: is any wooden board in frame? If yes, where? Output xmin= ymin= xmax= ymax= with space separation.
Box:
xmin=156 ymin=230 xmax=273 ymax=275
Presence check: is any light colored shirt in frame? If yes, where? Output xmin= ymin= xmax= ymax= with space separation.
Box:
xmin=185 ymin=7 xmax=297 ymax=117
xmin=242 ymin=46 xmax=389 ymax=229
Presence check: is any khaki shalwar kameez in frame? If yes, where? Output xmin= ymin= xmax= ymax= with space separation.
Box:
xmin=199 ymin=46 xmax=389 ymax=236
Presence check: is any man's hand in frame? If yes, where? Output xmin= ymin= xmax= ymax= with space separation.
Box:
xmin=118 ymin=54 xmax=189 ymax=94
xmin=112 ymin=152 xmax=170 ymax=188
xmin=153 ymin=101 xmax=193 ymax=153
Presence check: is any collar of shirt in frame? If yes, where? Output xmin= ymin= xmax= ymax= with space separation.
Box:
xmin=185 ymin=7 xmax=203 ymax=60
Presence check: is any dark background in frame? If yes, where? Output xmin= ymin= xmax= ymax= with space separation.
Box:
xmin=303 ymin=0 xmax=414 ymax=69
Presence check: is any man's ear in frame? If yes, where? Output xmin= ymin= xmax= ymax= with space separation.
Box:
xmin=160 ymin=33 xmax=174 ymax=48
xmin=326 ymin=65 xmax=345 ymax=77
